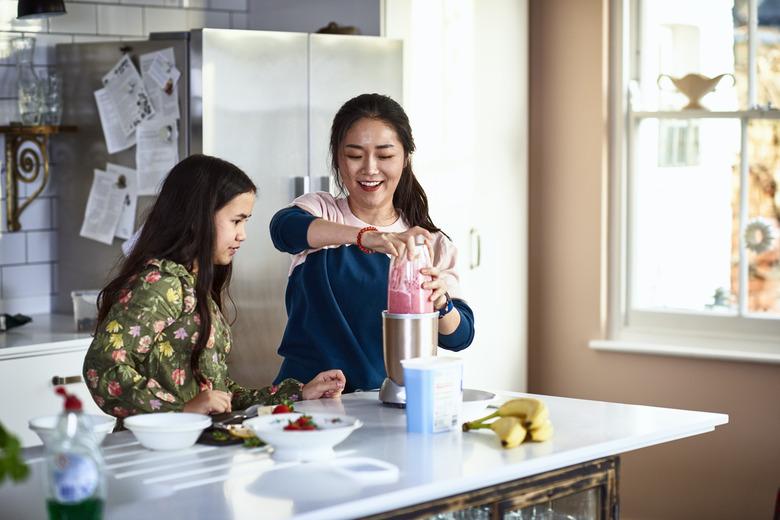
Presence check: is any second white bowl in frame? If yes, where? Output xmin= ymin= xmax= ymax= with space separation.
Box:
xmin=124 ymin=412 xmax=211 ymax=451
xmin=244 ymin=412 xmax=362 ymax=462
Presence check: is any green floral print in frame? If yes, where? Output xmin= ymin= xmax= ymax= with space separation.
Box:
xmin=83 ymin=259 xmax=303 ymax=418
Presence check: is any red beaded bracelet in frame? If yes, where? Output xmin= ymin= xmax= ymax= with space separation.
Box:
xmin=356 ymin=226 xmax=378 ymax=254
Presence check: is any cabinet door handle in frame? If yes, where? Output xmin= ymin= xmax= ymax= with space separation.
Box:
xmin=318 ymin=176 xmax=331 ymax=193
xmin=293 ymin=176 xmax=310 ymax=198
xmin=52 ymin=375 xmax=83 ymax=386
xmin=469 ymin=228 xmax=481 ymax=270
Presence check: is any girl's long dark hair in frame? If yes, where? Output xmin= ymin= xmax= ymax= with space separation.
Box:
xmin=330 ymin=93 xmax=445 ymax=235
xmin=96 ymin=154 xmax=256 ymax=385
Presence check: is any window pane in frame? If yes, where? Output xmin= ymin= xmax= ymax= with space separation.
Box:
xmin=745 ymin=120 xmax=780 ymax=316
xmin=637 ymin=0 xmax=740 ymax=111
xmin=757 ymin=1 xmax=780 ymax=108
xmin=633 ymin=118 xmax=740 ymax=312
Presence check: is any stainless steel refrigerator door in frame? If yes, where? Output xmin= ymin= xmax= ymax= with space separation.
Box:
xmin=54 ymin=38 xmax=189 ymax=313
xmin=308 ymin=34 xmax=403 ymax=189
xmin=190 ymin=29 xmax=308 ymax=387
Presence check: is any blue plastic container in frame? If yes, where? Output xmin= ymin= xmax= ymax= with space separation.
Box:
xmin=401 ymin=357 xmax=463 ymax=433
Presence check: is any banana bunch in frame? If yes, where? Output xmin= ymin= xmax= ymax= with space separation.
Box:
xmin=462 ymin=397 xmax=553 ymax=448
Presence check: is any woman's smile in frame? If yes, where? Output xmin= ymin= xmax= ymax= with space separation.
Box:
xmin=357 ymin=179 xmax=384 ymax=191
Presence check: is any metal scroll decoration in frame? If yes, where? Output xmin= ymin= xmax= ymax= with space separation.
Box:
xmin=11 ymin=134 xmax=50 ymax=221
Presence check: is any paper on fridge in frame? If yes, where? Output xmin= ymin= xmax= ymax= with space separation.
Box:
xmin=102 ymin=54 xmax=155 ymax=136
xmin=94 ymin=88 xmax=135 ymax=154
xmin=106 ymin=163 xmax=139 ymax=240
xmin=136 ymin=118 xmax=178 ymax=195
xmin=79 ymin=169 xmax=126 ymax=245
xmin=140 ymin=48 xmax=180 ymax=121
xmin=148 ymin=53 xmax=181 ymax=90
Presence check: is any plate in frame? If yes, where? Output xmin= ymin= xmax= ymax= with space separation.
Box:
xmin=243 ymin=412 xmax=362 ymax=462
xmin=462 ymin=388 xmax=496 ymax=421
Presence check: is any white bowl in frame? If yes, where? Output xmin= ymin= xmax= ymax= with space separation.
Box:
xmin=462 ymin=389 xmax=496 ymax=421
xmin=244 ymin=412 xmax=362 ymax=462
xmin=29 ymin=414 xmax=116 ymax=446
xmin=124 ymin=413 xmax=211 ymax=451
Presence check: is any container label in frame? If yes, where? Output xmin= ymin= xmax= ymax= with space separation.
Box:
xmin=431 ymin=365 xmax=462 ymax=432
xmin=52 ymin=453 xmax=99 ymax=503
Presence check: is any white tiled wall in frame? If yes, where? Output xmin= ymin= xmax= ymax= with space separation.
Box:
xmin=0 ymin=0 xmax=249 ymax=314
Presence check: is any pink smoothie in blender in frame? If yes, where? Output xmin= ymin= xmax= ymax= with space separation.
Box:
xmin=387 ymin=236 xmax=433 ymax=314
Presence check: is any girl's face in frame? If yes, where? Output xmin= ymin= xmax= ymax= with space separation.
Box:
xmin=337 ymin=117 xmax=406 ymax=211
xmin=213 ymin=191 xmax=255 ymax=265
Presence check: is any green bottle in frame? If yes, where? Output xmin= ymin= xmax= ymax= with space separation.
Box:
xmin=44 ymin=388 xmax=106 ymax=520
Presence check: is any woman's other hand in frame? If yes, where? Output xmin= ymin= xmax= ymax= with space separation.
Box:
xmin=302 ymin=369 xmax=346 ymax=400
xmin=361 ymin=226 xmax=433 ymax=259
xmin=421 ymin=266 xmax=449 ymax=310
xmin=183 ymin=389 xmax=233 ymax=414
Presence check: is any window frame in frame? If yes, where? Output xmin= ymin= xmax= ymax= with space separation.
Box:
xmin=592 ymin=0 xmax=780 ymax=364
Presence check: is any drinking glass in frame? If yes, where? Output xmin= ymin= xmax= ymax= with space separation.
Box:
xmin=39 ymin=70 xmax=63 ymax=125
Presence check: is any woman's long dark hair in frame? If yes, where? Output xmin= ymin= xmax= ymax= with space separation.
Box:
xmin=96 ymin=154 xmax=256 ymax=385
xmin=330 ymin=93 xmax=444 ymax=235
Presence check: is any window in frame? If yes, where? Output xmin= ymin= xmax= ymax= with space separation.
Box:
xmin=594 ymin=0 xmax=780 ymax=362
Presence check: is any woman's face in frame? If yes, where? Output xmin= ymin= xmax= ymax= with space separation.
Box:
xmin=213 ymin=191 xmax=255 ymax=265
xmin=338 ymin=117 xmax=406 ymax=211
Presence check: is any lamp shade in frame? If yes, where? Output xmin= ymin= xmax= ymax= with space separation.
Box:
xmin=17 ymin=0 xmax=66 ymax=19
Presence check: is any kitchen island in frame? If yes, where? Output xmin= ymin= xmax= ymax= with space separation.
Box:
xmin=1 ymin=391 xmax=727 ymax=519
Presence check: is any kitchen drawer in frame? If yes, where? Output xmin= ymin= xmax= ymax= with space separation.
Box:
xmin=0 ymin=348 xmax=108 ymax=447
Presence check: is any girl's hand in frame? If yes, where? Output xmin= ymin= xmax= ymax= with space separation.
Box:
xmin=421 ymin=266 xmax=449 ymax=310
xmin=361 ymin=226 xmax=433 ymax=259
xmin=183 ymin=390 xmax=232 ymax=415
xmin=302 ymin=369 xmax=346 ymax=400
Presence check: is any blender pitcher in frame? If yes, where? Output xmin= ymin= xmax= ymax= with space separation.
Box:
xmin=380 ymin=236 xmax=439 ymax=406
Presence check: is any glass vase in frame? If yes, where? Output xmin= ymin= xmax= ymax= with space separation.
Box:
xmin=12 ymin=36 xmax=41 ymax=126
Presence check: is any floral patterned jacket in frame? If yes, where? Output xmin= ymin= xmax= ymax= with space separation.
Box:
xmin=83 ymin=259 xmax=303 ymax=418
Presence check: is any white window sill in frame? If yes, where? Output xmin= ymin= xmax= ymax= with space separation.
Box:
xmin=589 ymin=339 xmax=780 ymax=365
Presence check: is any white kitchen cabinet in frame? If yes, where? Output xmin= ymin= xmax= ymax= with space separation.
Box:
xmin=0 ymin=315 xmax=108 ymax=447
xmin=385 ymin=0 xmax=529 ymax=391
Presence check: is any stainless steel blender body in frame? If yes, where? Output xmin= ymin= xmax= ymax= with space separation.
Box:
xmin=380 ymin=311 xmax=438 ymax=405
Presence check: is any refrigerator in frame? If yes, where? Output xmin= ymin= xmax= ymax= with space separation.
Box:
xmin=54 ymin=29 xmax=402 ymax=387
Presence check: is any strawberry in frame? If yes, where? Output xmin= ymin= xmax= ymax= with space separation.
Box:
xmin=283 ymin=415 xmax=319 ymax=431
xmin=272 ymin=404 xmax=294 ymax=414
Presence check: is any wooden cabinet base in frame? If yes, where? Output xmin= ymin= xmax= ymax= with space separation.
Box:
xmin=364 ymin=456 xmax=619 ymax=520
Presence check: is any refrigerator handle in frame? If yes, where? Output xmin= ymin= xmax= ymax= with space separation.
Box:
xmin=469 ymin=228 xmax=481 ymax=270
xmin=293 ymin=176 xmax=310 ymax=198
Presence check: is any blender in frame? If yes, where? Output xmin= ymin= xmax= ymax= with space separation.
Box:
xmin=379 ymin=236 xmax=439 ymax=406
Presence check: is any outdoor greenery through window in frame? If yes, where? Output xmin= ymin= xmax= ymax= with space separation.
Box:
xmin=622 ymin=0 xmax=780 ymax=345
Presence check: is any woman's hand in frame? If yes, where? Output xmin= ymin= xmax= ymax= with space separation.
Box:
xmin=421 ymin=266 xmax=449 ymax=310
xmin=361 ymin=226 xmax=433 ymax=259
xmin=183 ymin=390 xmax=232 ymax=415
xmin=301 ymin=369 xmax=346 ymax=400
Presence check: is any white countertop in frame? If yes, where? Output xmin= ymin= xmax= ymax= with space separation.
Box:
xmin=0 ymin=313 xmax=91 ymax=360
xmin=1 ymin=391 xmax=728 ymax=519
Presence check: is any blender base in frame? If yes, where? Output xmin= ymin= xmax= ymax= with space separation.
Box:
xmin=379 ymin=378 xmax=406 ymax=407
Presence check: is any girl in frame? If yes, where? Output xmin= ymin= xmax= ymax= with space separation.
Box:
xmin=84 ymin=154 xmax=345 ymax=417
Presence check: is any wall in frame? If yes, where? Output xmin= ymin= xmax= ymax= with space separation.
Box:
xmin=0 ymin=0 xmax=377 ymax=315
xmin=528 ymin=1 xmax=780 ymax=519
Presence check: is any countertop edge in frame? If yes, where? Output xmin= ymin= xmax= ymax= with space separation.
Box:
xmin=292 ymin=413 xmax=729 ymax=519
xmin=0 ymin=337 xmax=92 ymax=361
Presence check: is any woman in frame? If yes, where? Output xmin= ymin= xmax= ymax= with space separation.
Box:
xmin=83 ymin=154 xmax=345 ymax=418
xmin=270 ymin=93 xmax=475 ymax=392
